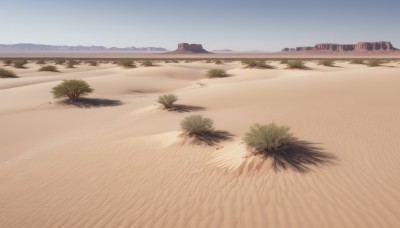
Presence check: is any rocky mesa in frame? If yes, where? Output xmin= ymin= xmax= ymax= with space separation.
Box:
xmin=168 ymin=43 xmax=210 ymax=54
xmin=283 ymin=41 xmax=398 ymax=52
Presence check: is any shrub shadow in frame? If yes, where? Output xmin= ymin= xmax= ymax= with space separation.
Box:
xmin=256 ymin=140 xmax=338 ymax=173
xmin=185 ymin=130 xmax=234 ymax=146
xmin=171 ymin=104 xmax=206 ymax=113
xmin=64 ymin=98 xmax=123 ymax=108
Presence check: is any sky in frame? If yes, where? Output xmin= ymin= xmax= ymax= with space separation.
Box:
xmin=0 ymin=0 xmax=399 ymax=51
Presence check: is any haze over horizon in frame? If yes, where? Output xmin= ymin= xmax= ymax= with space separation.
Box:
xmin=1 ymin=0 xmax=399 ymax=51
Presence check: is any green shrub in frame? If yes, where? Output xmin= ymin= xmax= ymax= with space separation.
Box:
xmin=286 ymin=60 xmax=307 ymax=69
xmin=280 ymin=59 xmax=289 ymax=64
xmin=243 ymin=123 xmax=294 ymax=157
xmin=180 ymin=115 xmax=214 ymax=136
xmin=36 ymin=59 xmax=46 ymax=65
xmin=142 ymin=60 xmax=154 ymax=67
xmin=55 ymin=59 xmax=65 ymax=65
xmin=0 ymin=68 xmax=17 ymax=78
xmin=366 ymin=59 xmax=382 ymax=67
xmin=88 ymin=60 xmax=98 ymax=66
xmin=207 ymin=69 xmax=229 ymax=78
xmin=118 ymin=59 xmax=135 ymax=68
xmin=350 ymin=59 xmax=364 ymax=64
xmin=3 ymin=59 xmax=12 ymax=66
xmin=13 ymin=60 xmax=27 ymax=68
xmin=52 ymin=79 xmax=93 ymax=101
xmin=39 ymin=65 xmax=58 ymax=72
xmin=67 ymin=59 xmax=79 ymax=68
xmin=157 ymin=94 xmax=178 ymax=109
xmin=318 ymin=59 xmax=335 ymax=67
xmin=242 ymin=59 xmax=273 ymax=69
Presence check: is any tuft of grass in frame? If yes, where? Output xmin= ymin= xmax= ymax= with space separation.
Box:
xmin=157 ymin=94 xmax=178 ymax=109
xmin=0 ymin=68 xmax=17 ymax=78
xmin=350 ymin=59 xmax=364 ymax=64
xmin=214 ymin=60 xmax=223 ymax=65
xmin=207 ymin=69 xmax=229 ymax=78
xmin=118 ymin=59 xmax=136 ymax=68
xmin=366 ymin=59 xmax=382 ymax=67
xmin=141 ymin=60 xmax=154 ymax=67
xmin=180 ymin=115 xmax=214 ymax=137
xmin=280 ymin=59 xmax=289 ymax=64
xmin=13 ymin=60 xmax=28 ymax=68
xmin=87 ymin=60 xmax=98 ymax=66
xmin=242 ymin=59 xmax=273 ymax=69
xmin=3 ymin=59 xmax=13 ymax=66
xmin=36 ymin=59 xmax=46 ymax=65
xmin=39 ymin=65 xmax=59 ymax=72
xmin=318 ymin=59 xmax=335 ymax=67
xmin=243 ymin=123 xmax=294 ymax=158
xmin=55 ymin=59 xmax=65 ymax=65
xmin=67 ymin=59 xmax=79 ymax=68
xmin=286 ymin=60 xmax=307 ymax=69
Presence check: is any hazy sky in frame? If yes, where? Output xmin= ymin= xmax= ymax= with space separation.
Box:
xmin=1 ymin=0 xmax=399 ymax=51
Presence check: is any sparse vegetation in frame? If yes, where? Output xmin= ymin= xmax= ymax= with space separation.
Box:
xmin=52 ymin=79 xmax=93 ymax=101
xmin=243 ymin=123 xmax=294 ymax=158
xmin=207 ymin=69 xmax=229 ymax=78
xmin=3 ymin=59 xmax=12 ymax=66
xmin=0 ymin=68 xmax=17 ymax=78
xmin=286 ymin=60 xmax=307 ymax=69
xmin=36 ymin=59 xmax=46 ymax=65
xmin=214 ymin=60 xmax=223 ymax=65
xmin=67 ymin=59 xmax=79 ymax=68
xmin=88 ymin=60 xmax=98 ymax=66
xmin=350 ymin=59 xmax=364 ymax=64
xmin=180 ymin=115 xmax=214 ymax=137
xmin=242 ymin=59 xmax=273 ymax=69
xmin=366 ymin=59 xmax=382 ymax=67
xmin=118 ymin=59 xmax=136 ymax=68
xmin=157 ymin=94 xmax=178 ymax=109
xmin=13 ymin=60 xmax=28 ymax=68
xmin=318 ymin=59 xmax=335 ymax=67
xmin=39 ymin=65 xmax=59 ymax=72
xmin=55 ymin=59 xmax=65 ymax=65
xmin=142 ymin=60 xmax=154 ymax=67
xmin=280 ymin=59 xmax=289 ymax=64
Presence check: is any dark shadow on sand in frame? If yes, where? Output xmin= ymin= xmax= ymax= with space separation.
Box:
xmin=185 ymin=130 xmax=235 ymax=146
xmin=255 ymin=140 xmax=338 ymax=173
xmin=64 ymin=98 xmax=123 ymax=108
xmin=171 ymin=104 xmax=206 ymax=113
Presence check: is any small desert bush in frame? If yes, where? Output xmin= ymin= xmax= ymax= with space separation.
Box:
xmin=214 ymin=60 xmax=223 ymax=64
xmin=39 ymin=65 xmax=58 ymax=72
xmin=286 ymin=60 xmax=307 ymax=69
xmin=13 ymin=60 xmax=27 ymax=68
xmin=3 ymin=59 xmax=12 ymax=66
xmin=67 ymin=59 xmax=79 ymax=68
xmin=207 ymin=69 xmax=229 ymax=78
xmin=52 ymin=79 xmax=93 ymax=101
xmin=55 ymin=59 xmax=65 ymax=65
xmin=88 ymin=60 xmax=98 ymax=66
xmin=350 ymin=59 xmax=364 ymax=64
xmin=118 ymin=59 xmax=135 ymax=68
xmin=0 ymin=68 xmax=17 ymax=78
xmin=366 ymin=59 xmax=382 ymax=67
xmin=36 ymin=59 xmax=46 ymax=65
xmin=243 ymin=123 xmax=294 ymax=157
xmin=242 ymin=59 xmax=273 ymax=69
xmin=280 ymin=59 xmax=289 ymax=64
xmin=141 ymin=60 xmax=154 ymax=67
xmin=181 ymin=115 xmax=214 ymax=136
xmin=157 ymin=94 xmax=178 ymax=109
xmin=318 ymin=59 xmax=335 ymax=67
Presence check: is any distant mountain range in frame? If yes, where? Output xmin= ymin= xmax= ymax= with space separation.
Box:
xmin=0 ymin=43 xmax=167 ymax=51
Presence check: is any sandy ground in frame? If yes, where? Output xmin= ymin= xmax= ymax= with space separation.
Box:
xmin=1 ymin=60 xmax=400 ymax=228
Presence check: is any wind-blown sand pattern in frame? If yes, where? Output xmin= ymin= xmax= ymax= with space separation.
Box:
xmin=1 ymin=60 xmax=400 ymax=227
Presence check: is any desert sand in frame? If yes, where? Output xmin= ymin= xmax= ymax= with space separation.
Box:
xmin=1 ymin=59 xmax=400 ymax=228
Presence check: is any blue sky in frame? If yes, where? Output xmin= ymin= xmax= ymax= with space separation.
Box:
xmin=1 ymin=0 xmax=399 ymax=51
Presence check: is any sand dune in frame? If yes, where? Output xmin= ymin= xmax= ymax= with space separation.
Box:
xmin=1 ymin=60 xmax=400 ymax=227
